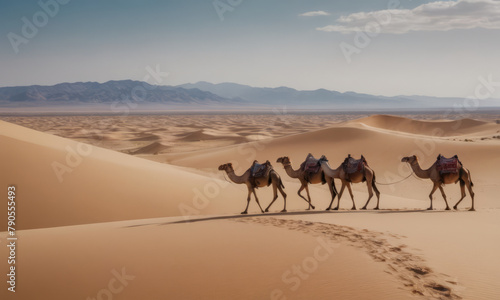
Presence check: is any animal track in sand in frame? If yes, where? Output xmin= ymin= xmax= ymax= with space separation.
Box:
xmin=236 ymin=217 xmax=462 ymax=300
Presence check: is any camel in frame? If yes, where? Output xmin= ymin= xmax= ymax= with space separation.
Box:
xmin=218 ymin=161 xmax=287 ymax=214
xmin=319 ymin=155 xmax=380 ymax=210
xmin=401 ymin=155 xmax=475 ymax=211
xmin=275 ymin=155 xmax=337 ymax=210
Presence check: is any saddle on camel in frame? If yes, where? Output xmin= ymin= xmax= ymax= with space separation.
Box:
xmin=342 ymin=154 xmax=368 ymax=182
xmin=300 ymin=153 xmax=326 ymax=184
xmin=250 ymin=160 xmax=273 ymax=187
xmin=435 ymin=154 xmax=462 ymax=182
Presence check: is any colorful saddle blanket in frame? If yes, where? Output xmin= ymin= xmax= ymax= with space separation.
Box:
xmin=344 ymin=156 xmax=366 ymax=174
xmin=300 ymin=154 xmax=321 ymax=174
xmin=436 ymin=155 xmax=460 ymax=174
xmin=251 ymin=161 xmax=271 ymax=178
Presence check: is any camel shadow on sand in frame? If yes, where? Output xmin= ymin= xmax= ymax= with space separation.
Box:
xmin=123 ymin=208 xmax=465 ymax=228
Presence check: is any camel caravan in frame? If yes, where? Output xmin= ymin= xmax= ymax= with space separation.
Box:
xmin=219 ymin=153 xmax=475 ymax=214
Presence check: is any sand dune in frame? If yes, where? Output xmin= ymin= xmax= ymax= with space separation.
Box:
xmin=356 ymin=114 xmax=498 ymax=136
xmin=1 ymin=114 xmax=499 ymax=299
xmin=130 ymin=141 xmax=169 ymax=154
xmin=177 ymin=129 xmax=246 ymax=143
xmin=176 ymin=129 xmax=225 ymax=141
xmin=155 ymin=116 xmax=500 ymax=209
xmin=280 ymin=209 xmax=500 ymax=300
xmin=241 ymin=217 xmax=462 ymax=299
xmin=2 ymin=115 xmax=499 ymax=225
xmin=128 ymin=133 xmax=161 ymax=142
xmin=0 ymin=114 xmax=347 ymax=154
xmin=0 ymin=121 xmax=244 ymax=230
xmin=0 ymin=216 xmax=414 ymax=300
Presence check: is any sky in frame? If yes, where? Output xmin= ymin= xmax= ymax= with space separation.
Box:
xmin=1 ymin=0 xmax=500 ymax=97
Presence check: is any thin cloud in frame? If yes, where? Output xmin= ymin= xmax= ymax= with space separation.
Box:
xmin=300 ymin=11 xmax=331 ymax=17
xmin=316 ymin=0 xmax=500 ymax=34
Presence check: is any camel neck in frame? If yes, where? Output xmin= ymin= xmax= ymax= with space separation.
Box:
xmin=226 ymin=169 xmax=246 ymax=184
xmin=283 ymin=163 xmax=301 ymax=178
xmin=409 ymin=161 xmax=431 ymax=179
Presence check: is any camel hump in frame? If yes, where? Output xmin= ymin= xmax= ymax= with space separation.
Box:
xmin=251 ymin=161 xmax=272 ymax=178
xmin=301 ymin=154 xmax=321 ymax=173
xmin=343 ymin=155 xmax=366 ymax=174
xmin=436 ymin=155 xmax=461 ymax=174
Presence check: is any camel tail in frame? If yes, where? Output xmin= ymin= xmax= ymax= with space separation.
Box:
xmin=279 ymin=177 xmax=285 ymax=189
xmin=459 ymin=168 xmax=473 ymax=187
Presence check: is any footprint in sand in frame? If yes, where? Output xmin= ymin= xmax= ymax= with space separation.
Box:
xmin=237 ymin=217 xmax=462 ymax=300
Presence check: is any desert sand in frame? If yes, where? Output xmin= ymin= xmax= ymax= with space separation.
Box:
xmin=1 ymin=113 xmax=500 ymax=299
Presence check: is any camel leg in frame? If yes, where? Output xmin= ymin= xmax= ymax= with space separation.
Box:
xmin=278 ymin=183 xmax=287 ymax=212
xmin=265 ymin=183 xmax=279 ymax=213
xmin=465 ymin=180 xmax=475 ymax=211
xmin=373 ymin=181 xmax=381 ymax=210
xmin=427 ymin=183 xmax=439 ymax=210
xmin=325 ymin=178 xmax=337 ymax=210
xmin=304 ymin=185 xmax=315 ymax=210
xmin=252 ymin=189 xmax=265 ymax=213
xmin=361 ymin=179 xmax=374 ymax=210
xmin=297 ymin=184 xmax=315 ymax=210
xmin=334 ymin=183 xmax=346 ymax=210
xmin=242 ymin=186 xmax=252 ymax=214
xmin=438 ymin=186 xmax=451 ymax=210
xmin=346 ymin=183 xmax=356 ymax=210
xmin=453 ymin=183 xmax=467 ymax=210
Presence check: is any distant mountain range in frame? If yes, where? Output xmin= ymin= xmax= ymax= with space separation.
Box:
xmin=0 ymin=80 xmax=233 ymax=106
xmin=1 ymin=80 xmax=499 ymax=111
xmin=179 ymin=81 xmax=500 ymax=109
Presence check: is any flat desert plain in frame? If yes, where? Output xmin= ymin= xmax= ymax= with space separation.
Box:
xmin=1 ymin=113 xmax=500 ymax=300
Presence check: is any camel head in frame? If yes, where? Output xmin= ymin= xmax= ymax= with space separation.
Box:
xmin=218 ymin=163 xmax=233 ymax=171
xmin=276 ymin=156 xmax=290 ymax=165
xmin=401 ymin=155 xmax=417 ymax=164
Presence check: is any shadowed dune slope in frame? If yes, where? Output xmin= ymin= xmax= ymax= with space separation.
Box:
xmin=0 ymin=121 xmax=244 ymax=230
xmin=130 ymin=141 xmax=169 ymax=154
